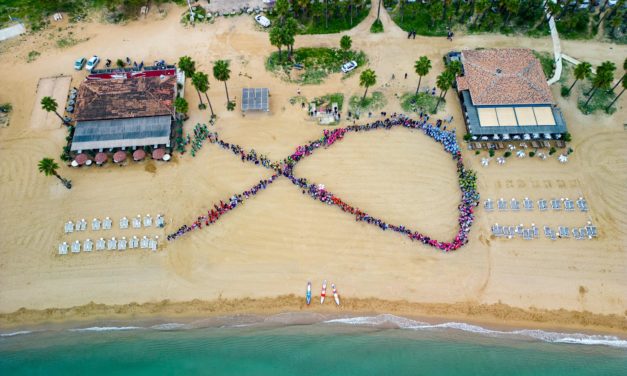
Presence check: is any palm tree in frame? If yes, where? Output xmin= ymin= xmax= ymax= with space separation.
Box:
xmin=584 ymin=69 xmax=613 ymax=107
xmin=191 ymin=71 xmax=205 ymax=109
xmin=599 ymin=60 xmax=616 ymax=93
xmin=283 ymin=17 xmax=298 ymax=58
xmin=447 ymin=60 xmax=462 ymax=77
xmin=270 ymin=26 xmax=283 ymax=60
xmin=567 ymin=61 xmax=592 ymax=94
xmin=38 ymin=157 xmax=71 ymax=189
xmin=376 ymin=0 xmax=382 ymax=21
xmin=178 ymin=56 xmax=196 ymax=78
xmin=174 ymin=97 xmax=189 ymax=118
xmin=606 ymin=77 xmax=626 ymax=111
xmin=435 ymin=70 xmax=454 ymax=112
xmin=40 ymin=96 xmax=67 ymax=124
xmin=192 ymin=71 xmax=214 ymax=117
xmin=359 ymin=69 xmax=377 ymax=101
xmin=340 ymin=35 xmax=352 ymax=57
xmin=213 ymin=60 xmax=231 ymax=105
xmin=414 ymin=56 xmax=432 ymax=96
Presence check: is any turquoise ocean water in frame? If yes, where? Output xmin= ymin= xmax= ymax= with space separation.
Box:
xmin=1 ymin=314 xmax=626 ymax=375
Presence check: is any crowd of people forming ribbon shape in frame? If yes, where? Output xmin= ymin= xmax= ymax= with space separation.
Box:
xmin=167 ymin=114 xmax=480 ymax=252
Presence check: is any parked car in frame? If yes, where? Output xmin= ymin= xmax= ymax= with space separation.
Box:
xmin=74 ymin=57 xmax=86 ymax=70
xmin=86 ymin=55 xmax=99 ymax=71
xmin=341 ymin=60 xmax=358 ymax=73
xmin=254 ymin=15 xmax=270 ymax=28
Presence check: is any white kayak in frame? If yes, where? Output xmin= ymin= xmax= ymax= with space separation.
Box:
xmin=332 ymin=283 xmax=340 ymax=306
xmin=320 ymin=280 xmax=327 ymax=304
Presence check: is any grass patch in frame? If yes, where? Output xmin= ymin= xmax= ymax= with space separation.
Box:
xmin=266 ymin=47 xmax=367 ymax=85
xmin=349 ymin=92 xmax=387 ymax=113
xmin=370 ymin=19 xmax=383 ymax=33
xmin=56 ymin=36 xmax=78 ymax=48
xmin=577 ymin=81 xmax=618 ymax=115
xmin=400 ymin=92 xmax=443 ymax=114
xmin=313 ymin=93 xmax=345 ymax=112
xmin=532 ymin=51 xmax=555 ymax=80
xmin=27 ymin=50 xmax=40 ymax=63
xmin=300 ymin=6 xmax=370 ymax=34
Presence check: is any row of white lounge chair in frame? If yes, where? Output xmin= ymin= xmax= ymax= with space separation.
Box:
xmin=64 ymin=214 xmax=165 ymax=234
xmin=484 ymin=197 xmax=588 ymax=212
xmin=58 ymin=236 xmax=159 ymax=254
xmin=491 ymin=222 xmax=598 ymax=240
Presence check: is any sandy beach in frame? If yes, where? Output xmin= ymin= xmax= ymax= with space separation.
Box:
xmin=0 ymin=2 xmax=625 ymax=334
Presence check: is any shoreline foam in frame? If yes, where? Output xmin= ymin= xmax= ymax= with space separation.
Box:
xmin=1 ymin=296 xmax=625 ymax=340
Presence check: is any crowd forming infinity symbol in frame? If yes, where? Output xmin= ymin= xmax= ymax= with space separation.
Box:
xmin=168 ymin=115 xmax=480 ymax=252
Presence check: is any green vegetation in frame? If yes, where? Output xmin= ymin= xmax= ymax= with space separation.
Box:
xmin=40 ymin=96 xmax=67 ymax=125
xmin=414 ymin=56 xmax=432 ymax=94
xmin=489 ymin=149 xmax=495 ymax=157
xmin=532 ymin=51 xmax=555 ymax=80
xmin=349 ymin=92 xmax=386 ymax=113
xmin=0 ymin=103 xmax=12 ymax=112
xmin=370 ymin=19 xmax=383 ymax=33
xmin=359 ymin=69 xmax=377 ymax=101
xmin=267 ymin=0 xmax=371 ymax=35
xmin=529 ymin=151 xmax=535 ymax=158
xmin=383 ymin=0 xmax=622 ymax=42
xmin=213 ymin=60 xmax=232 ymax=109
xmin=313 ymin=93 xmax=345 ymax=112
xmin=503 ymin=151 xmax=512 ymax=158
xmin=266 ymin=47 xmax=367 ymax=85
xmin=38 ymin=157 xmax=71 ymax=189
xmin=27 ymin=50 xmax=40 ymax=63
xmin=578 ymin=81 xmax=618 ymax=115
xmin=400 ymin=92 xmax=442 ymax=114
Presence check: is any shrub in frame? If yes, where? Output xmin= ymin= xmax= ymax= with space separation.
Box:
xmin=227 ymin=101 xmax=236 ymax=111
xmin=475 ymin=150 xmax=480 ymax=155
xmin=463 ymin=133 xmax=472 ymax=141
xmin=563 ymin=132 xmax=572 ymax=142
xmin=561 ymin=86 xmax=570 ymax=97
xmin=504 ymin=151 xmax=512 ymax=158
xmin=370 ymin=19 xmax=383 ymax=33
xmin=529 ymin=151 xmax=535 ymax=158
xmin=549 ymin=147 xmax=556 ymax=155
xmin=489 ymin=149 xmax=495 ymax=157
xmin=567 ymin=147 xmax=574 ymax=155
xmin=27 ymin=50 xmax=40 ymax=63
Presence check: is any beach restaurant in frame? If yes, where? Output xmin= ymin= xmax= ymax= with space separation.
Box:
xmin=455 ymin=48 xmax=567 ymax=142
xmin=70 ymin=69 xmax=177 ymax=162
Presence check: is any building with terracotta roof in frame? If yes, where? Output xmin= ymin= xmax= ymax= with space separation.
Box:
xmin=70 ymin=70 xmax=177 ymax=153
xmin=455 ymin=48 xmax=567 ymax=141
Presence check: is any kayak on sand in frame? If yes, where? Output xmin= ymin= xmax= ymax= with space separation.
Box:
xmin=320 ymin=280 xmax=327 ymax=304
xmin=332 ymin=283 xmax=340 ymax=306
xmin=306 ymin=281 xmax=312 ymax=305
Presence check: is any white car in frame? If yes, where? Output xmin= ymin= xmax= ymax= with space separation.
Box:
xmin=86 ymin=55 xmax=99 ymax=71
xmin=255 ymin=15 xmax=270 ymax=28
xmin=341 ymin=61 xmax=358 ymax=73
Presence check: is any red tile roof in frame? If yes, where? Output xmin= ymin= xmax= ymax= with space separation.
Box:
xmin=456 ymin=49 xmax=554 ymax=106
xmin=74 ymin=75 xmax=176 ymax=121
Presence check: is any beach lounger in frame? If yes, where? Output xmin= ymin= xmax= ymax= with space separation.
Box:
xmin=103 ymin=217 xmax=113 ymax=230
xmin=531 ymin=141 xmax=540 ymax=148
xmin=107 ymin=237 xmax=117 ymax=250
xmin=532 ymin=225 xmax=539 ymax=238
xmin=119 ymin=217 xmax=129 ymax=229
xmin=542 ymin=141 xmax=551 ymax=148
xmin=96 ymin=238 xmax=106 ymax=251
xmin=156 ymin=214 xmax=165 ymax=228
xmin=484 ymin=199 xmax=494 ymax=211
xmin=65 ymin=221 xmax=74 ymax=234
xmin=555 ymin=140 xmax=566 ymax=148
xmin=133 ymin=215 xmax=142 ymax=229
xmin=118 ymin=237 xmax=127 ymax=250
xmin=71 ymin=240 xmax=81 ymax=254
xmin=510 ymin=199 xmax=520 ymax=211
xmin=149 ymin=237 xmax=158 ymax=251
xmin=558 ymin=226 xmax=569 ymax=238
xmin=508 ymin=226 xmax=515 ymax=239
xmin=76 ymin=219 xmax=86 ymax=231
xmin=576 ymin=198 xmax=589 ymax=212
xmin=564 ymin=199 xmax=574 ymax=211
xmin=497 ymin=142 xmax=504 ymax=150
xmin=538 ymin=199 xmax=548 ymax=211
xmin=497 ymin=198 xmax=507 ymax=211
xmin=543 ymin=226 xmax=552 ymax=238
xmin=143 ymin=214 xmax=152 ymax=227
xmin=515 ymin=224 xmax=524 ymax=236
xmin=523 ymin=198 xmax=533 ymax=211
xmin=572 ymin=228 xmax=581 ymax=240
xmin=523 ymin=228 xmax=533 ymax=240
xmin=550 ymin=198 xmax=561 ymax=211
xmin=58 ymin=242 xmax=69 ymax=255
xmin=491 ymin=224 xmax=502 ymax=237
xmin=84 ymin=239 xmax=93 ymax=252
xmin=140 ymin=236 xmax=149 ymax=249
xmin=130 ymin=236 xmax=139 ymax=249
xmin=92 ymin=218 xmax=101 ymax=231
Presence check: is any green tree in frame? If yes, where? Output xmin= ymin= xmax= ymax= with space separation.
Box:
xmin=340 ymin=35 xmax=352 ymax=56
xmin=116 ymin=58 xmax=124 ymax=68
xmin=191 ymin=71 xmax=205 ymax=108
xmin=275 ymin=0 xmax=289 ymax=24
xmin=414 ymin=56 xmax=432 ymax=95
xmin=174 ymin=97 xmax=189 ymax=116
xmin=38 ymin=157 xmax=71 ymax=189
xmin=178 ymin=55 xmax=196 ymax=78
xmin=283 ymin=17 xmax=298 ymax=57
xmin=213 ymin=60 xmax=232 ymax=105
xmin=447 ymin=60 xmax=462 ymax=77
xmin=474 ymin=0 xmax=490 ymax=26
xmin=567 ymin=61 xmax=592 ymax=94
xmin=194 ymin=71 xmax=214 ymax=116
xmin=599 ymin=60 xmax=616 ymax=93
xmin=606 ymin=76 xmax=626 ymax=111
xmin=40 ymin=96 xmax=66 ymax=124
xmin=269 ymin=25 xmax=283 ymax=61
xmin=359 ymin=69 xmax=377 ymax=101
xmin=584 ymin=68 xmax=613 ymax=107
xmin=376 ymin=0 xmax=382 ymax=21
xmin=435 ymin=70 xmax=454 ymax=112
